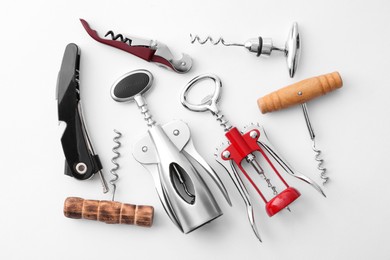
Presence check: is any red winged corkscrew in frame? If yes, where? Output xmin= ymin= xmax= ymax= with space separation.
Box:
xmin=79 ymin=19 xmax=192 ymax=73
xmin=181 ymin=74 xmax=326 ymax=242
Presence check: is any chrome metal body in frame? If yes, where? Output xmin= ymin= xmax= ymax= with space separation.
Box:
xmin=111 ymin=70 xmax=230 ymax=233
xmin=154 ymin=42 xmax=192 ymax=73
xmin=133 ymin=120 xmax=226 ymax=233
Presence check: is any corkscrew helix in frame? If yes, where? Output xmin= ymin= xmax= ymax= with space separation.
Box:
xmin=80 ymin=19 xmax=192 ymax=73
xmin=105 ymin=31 xmax=132 ymax=45
xmin=190 ymin=35 xmax=244 ymax=47
xmin=190 ymin=22 xmax=300 ymax=77
xmin=110 ymin=129 xmax=122 ymax=201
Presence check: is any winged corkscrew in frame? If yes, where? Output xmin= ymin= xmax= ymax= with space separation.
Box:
xmin=110 ymin=69 xmax=230 ymax=233
xmin=181 ymin=74 xmax=326 ymax=242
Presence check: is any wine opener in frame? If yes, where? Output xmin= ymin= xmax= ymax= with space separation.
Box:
xmin=258 ymin=72 xmax=343 ymax=184
xmin=57 ymin=44 xmax=154 ymax=227
xmin=56 ymin=43 xmax=109 ymax=193
xmin=110 ymin=69 xmax=231 ymax=234
xmin=190 ymin=22 xmax=300 ymax=77
xmin=80 ymin=19 xmax=192 ymax=73
xmin=181 ymin=74 xmax=325 ymax=242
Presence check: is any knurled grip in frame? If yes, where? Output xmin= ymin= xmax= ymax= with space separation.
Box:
xmin=258 ymin=72 xmax=343 ymax=114
xmin=64 ymin=197 xmax=154 ymax=227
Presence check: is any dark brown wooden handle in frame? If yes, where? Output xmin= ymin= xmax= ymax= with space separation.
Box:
xmin=257 ymin=72 xmax=343 ymax=114
xmin=64 ymin=197 xmax=154 ymax=227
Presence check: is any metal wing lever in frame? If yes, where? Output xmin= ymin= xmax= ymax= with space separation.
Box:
xmin=249 ymin=124 xmax=326 ymax=197
xmin=56 ymin=43 xmax=109 ymax=193
xmin=215 ymin=149 xmax=261 ymax=242
xmin=80 ymin=19 xmax=192 ymax=73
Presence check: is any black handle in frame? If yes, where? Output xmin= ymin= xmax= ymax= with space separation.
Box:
xmin=57 ymin=43 xmax=102 ymax=180
xmin=111 ymin=70 xmax=153 ymax=102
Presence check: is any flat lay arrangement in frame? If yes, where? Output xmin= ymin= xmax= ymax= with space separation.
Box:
xmin=5 ymin=1 xmax=390 ymax=259
xmin=56 ymin=19 xmax=343 ymax=244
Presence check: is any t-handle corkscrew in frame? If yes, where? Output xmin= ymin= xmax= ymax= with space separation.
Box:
xmin=258 ymin=72 xmax=343 ymax=184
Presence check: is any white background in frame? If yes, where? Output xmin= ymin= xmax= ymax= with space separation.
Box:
xmin=1 ymin=0 xmax=389 ymax=259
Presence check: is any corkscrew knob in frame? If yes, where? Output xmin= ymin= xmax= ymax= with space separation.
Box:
xmin=257 ymin=72 xmax=343 ymax=114
xmin=111 ymin=70 xmax=156 ymax=127
xmin=64 ymin=197 xmax=154 ymax=227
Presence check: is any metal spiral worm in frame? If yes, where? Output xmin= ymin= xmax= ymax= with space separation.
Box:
xmin=190 ymin=34 xmax=243 ymax=47
xmin=110 ymin=129 xmax=122 ymax=201
xmin=312 ymin=139 xmax=328 ymax=185
xmin=301 ymin=103 xmax=328 ymax=185
xmin=105 ymin=31 xmax=133 ymax=45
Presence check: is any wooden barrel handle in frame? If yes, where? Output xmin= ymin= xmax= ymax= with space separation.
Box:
xmin=258 ymin=72 xmax=343 ymax=114
xmin=64 ymin=197 xmax=154 ymax=227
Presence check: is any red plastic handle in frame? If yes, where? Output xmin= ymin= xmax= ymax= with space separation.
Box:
xmin=265 ymin=187 xmax=300 ymax=217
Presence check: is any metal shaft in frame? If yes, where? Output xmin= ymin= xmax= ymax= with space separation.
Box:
xmin=134 ymin=95 xmax=156 ymax=128
xmin=301 ymin=103 xmax=328 ymax=185
xmin=78 ymin=102 xmax=109 ymax=193
xmin=246 ymin=154 xmax=278 ymax=196
xmin=301 ymin=103 xmax=315 ymax=140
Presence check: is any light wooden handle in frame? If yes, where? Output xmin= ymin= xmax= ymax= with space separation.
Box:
xmin=258 ymin=72 xmax=343 ymax=114
xmin=64 ymin=197 xmax=154 ymax=227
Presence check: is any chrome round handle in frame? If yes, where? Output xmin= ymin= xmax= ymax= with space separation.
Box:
xmin=181 ymin=74 xmax=222 ymax=114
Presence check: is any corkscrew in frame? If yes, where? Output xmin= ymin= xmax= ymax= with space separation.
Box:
xmin=181 ymin=74 xmax=325 ymax=242
xmin=56 ymin=43 xmax=109 ymax=193
xmin=110 ymin=129 xmax=122 ymax=201
xmin=110 ymin=69 xmax=231 ymax=234
xmin=190 ymin=22 xmax=300 ymax=77
xmin=80 ymin=19 xmax=192 ymax=73
xmin=258 ymin=72 xmax=343 ymax=185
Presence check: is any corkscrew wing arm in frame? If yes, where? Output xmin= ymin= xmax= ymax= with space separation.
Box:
xmin=252 ymin=125 xmax=326 ymax=197
xmin=215 ymin=151 xmax=261 ymax=242
xmin=80 ymin=19 xmax=192 ymax=73
xmin=56 ymin=43 xmax=109 ymax=193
